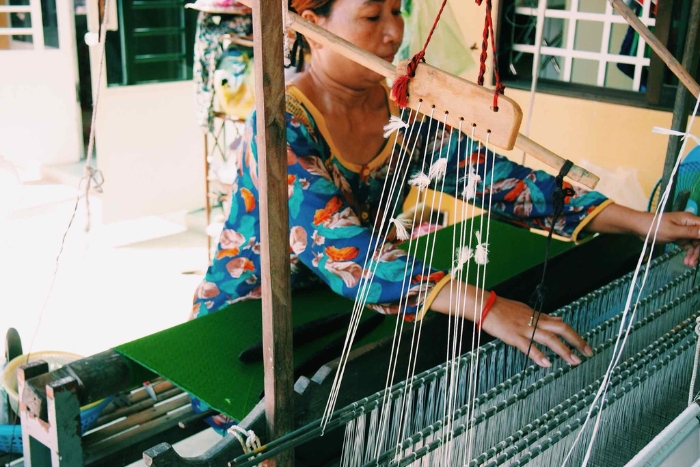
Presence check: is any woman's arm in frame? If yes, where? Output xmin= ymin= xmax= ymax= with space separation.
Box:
xmin=429 ymin=280 xmax=592 ymax=368
xmin=584 ymin=203 xmax=700 ymax=266
xmin=407 ymin=124 xmax=610 ymax=241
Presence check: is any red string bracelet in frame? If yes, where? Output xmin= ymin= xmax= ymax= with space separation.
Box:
xmin=477 ymin=290 xmax=497 ymax=331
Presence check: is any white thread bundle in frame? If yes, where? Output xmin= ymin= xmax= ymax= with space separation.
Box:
xmin=228 ymin=425 xmax=261 ymax=454
xmin=474 ymin=230 xmax=489 ymax=265
xmin=391 ymin=217 xmax=413 ymax=241
xmin=651 ymin=126 xmax=700 ymax=145
xmin=383 ymin=115 xmax=409 ymax=138
xmin=450 ymin=246 xmax=473 ymax=275
xmin=461 ymin=165 xmax=481 ymax=201
xmin=429 ymin=158 xmax=448 ymax=182
xmin=408 ymin=172 xmax=431 ymax=191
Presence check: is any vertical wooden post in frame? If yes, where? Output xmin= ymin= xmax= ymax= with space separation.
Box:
xmin=660 ymin=0 xmax=700 ymax=210
xmin=251 ymin=0 xmax=295 ymax=466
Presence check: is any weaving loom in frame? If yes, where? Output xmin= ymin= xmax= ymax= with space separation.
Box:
xmin=165 ymin=246 xmax=695 ymax=467
xmin=12 ymin=0 xmax=700 ymax=465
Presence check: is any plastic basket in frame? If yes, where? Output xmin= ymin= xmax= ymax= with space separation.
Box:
xmin=0 ymin=424 xmax=22 ymax=454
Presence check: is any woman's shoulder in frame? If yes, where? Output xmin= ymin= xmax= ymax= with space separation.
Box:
xmin=284 ymin=84 xmax=318 ymax=135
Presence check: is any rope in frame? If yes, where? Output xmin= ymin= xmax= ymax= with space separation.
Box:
xmin=475 ymin=0 xmax=505 ymax=111
xmin=228 ymin=425 xmax=262 ymax=453
xmin=526 ymin=160 xmax=575 ymax=359
xmin=390 ymin=0 xmax=505 ymax=111
xmin=24 ymin=0 xmax=110 ymax=363
xmin=390 ymin=0 xmax=449 ymax=108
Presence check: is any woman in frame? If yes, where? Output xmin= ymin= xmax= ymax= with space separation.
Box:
xmin=193 ymin=0 xmax=700 ymax=371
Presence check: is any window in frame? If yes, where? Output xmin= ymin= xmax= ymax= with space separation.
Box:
xmin=0 ymin=0 xmax=59 ymax=50
xmin=106 ymin=0 xmax=197 ymax=86
xmin=498 ymin=0 xmax=700 ymax=109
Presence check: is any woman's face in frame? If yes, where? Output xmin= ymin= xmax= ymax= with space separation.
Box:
xmin=302 ymin=0 xmax=404 ymax=87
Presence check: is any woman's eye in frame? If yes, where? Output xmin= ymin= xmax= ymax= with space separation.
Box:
xmin=366 ymin=15 xmax=380 ymax=21
xmin=392 ymin=9 xmax=401 ymax=16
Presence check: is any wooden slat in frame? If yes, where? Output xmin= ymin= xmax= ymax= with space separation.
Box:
xmin=84 ymin=405 xmax=195 ymax=463
xmin=98 ymin=380 xmax=174 ymax=418
xmin=252 ymin=0 xmax=295 ymax=466
xmin=94 ymin=387 xmax=183 ymax=427
xmin=83 ymin=393 xmax=189 ymax=446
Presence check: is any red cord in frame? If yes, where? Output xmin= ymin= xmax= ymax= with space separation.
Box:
xmin=476 ymin=0 xmax=505 ymax=111
xmin=391 ymin=0 xmax=506 ymax=112
xmin=390 ymin=0 xmax=449 ymax=108
xmin=477 ymin=290 xmax=497 ymax=331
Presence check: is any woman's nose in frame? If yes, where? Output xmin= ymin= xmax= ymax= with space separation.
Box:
xmin=384 ymin=16 xmax=404 ymax=45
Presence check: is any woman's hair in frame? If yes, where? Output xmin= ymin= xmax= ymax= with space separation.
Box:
xmin=288 ymin=0 xmax=336 ymax=71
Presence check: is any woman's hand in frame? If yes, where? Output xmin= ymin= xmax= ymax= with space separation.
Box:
xmin=430 ymin=281 xmax=592 ymax=368
xmin=651 ymin=212 xmax=700 ymax=266
xmin=585 ymin=204 xmax=700 ymax=266
xmin=479 ymin=296 xmax=593 ymax=368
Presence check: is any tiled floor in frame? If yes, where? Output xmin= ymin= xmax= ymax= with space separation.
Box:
xmin=0 ymin=161 xmax=223 ymax=463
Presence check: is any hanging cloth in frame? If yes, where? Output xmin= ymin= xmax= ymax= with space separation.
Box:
xmin=193 ymin=12 xmax=253 ymax=130
xmin=397 ymin=0 xmax=475 ymax=78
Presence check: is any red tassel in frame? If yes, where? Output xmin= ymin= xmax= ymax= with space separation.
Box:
xmin=390 ymin=51 xmax=423 ymax=109
xmin=391 ymin=74 xmax=411 ymax=108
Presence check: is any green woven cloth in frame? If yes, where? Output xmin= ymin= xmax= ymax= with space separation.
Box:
xmin=116 ymin=218 xmax=572 ymax=419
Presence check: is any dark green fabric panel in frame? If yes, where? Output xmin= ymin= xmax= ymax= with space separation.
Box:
xmin=115 ymin=218 xmax=573 ymax=420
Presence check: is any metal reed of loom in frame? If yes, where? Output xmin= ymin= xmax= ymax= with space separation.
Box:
xmin=228 ymin=248 xmax=696 ymax=467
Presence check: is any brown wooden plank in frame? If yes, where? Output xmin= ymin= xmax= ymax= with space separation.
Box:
xmin=84 ymin=405 xmax=195 ymax=463
xmin=83 ymin=393 xmax=189 ymax=446
xmin=97 ymin=380 xmax=174 ymax=417
xmin=94 ymin=387 xmax=183 ymax=427
xmin=251 ymin=1 xmax=295 ymax=466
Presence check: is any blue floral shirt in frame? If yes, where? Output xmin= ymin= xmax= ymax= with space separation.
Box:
xmin=192 ymin=85 xmax=610 ymax=321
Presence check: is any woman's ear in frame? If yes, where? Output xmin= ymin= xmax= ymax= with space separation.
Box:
xmin=300 ymin=10 xmax=323 ymax=50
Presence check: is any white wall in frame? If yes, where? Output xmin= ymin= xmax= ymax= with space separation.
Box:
xmin=96 ymin=80 xmax=205 ymax=223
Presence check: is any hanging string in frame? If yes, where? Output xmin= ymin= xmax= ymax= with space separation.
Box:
xmin=390 ymin=0 xmax=449 ymax=108
xmin=525 ymin=160 xmax=575 ymax=359
xmin=23 ymin=0 xmax=111 ymax=362
xmin=475 ymin=0 xmax=506 ymax=111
